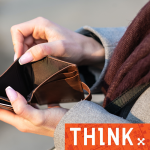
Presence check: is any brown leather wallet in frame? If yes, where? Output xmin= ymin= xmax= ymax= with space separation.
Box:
xmin=0 ymin=56 xmax=91 ymax=111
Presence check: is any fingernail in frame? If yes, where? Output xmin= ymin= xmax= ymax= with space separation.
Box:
xmin=19 ymin=52 xmax=33 ymax=65
xmin=14 ymin=53 xmax=17 ymax=61
xmin=5 ymin=86 xmax=18 ymax=102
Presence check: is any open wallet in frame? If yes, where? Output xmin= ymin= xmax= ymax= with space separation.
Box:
xmin=0 ymin=56 xmax=91 ymax=111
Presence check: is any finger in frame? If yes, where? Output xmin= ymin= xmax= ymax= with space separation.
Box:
xmin=11 ymin=21 xmax=34 ymax=58
xmin=23 ymin=36 xmax=34 ymax=54
xmin=24 ymin=37 xmax=47 ymax=50
xmin=18 ymin=41 xmax=65 ymax=65
xmin=34 ymin=39 xmax=47 ymax=45
xmin=23 ymin=43 xmax=29 ymax=54
xmin=11 ymin=17 xmax=46 ymax=58
xmin=5 ymin=86 xmax=45 ymax=126
xmin=24 ymin=35 xmax=34 ymax=48
xmin=14 ymin=42 xmax=29 ymax=62
xmin=0 ymin=108 xmax=32 ymax=133
xmin=0 ymin=108 xmax=21 ymax=126
xmin=0 ymin=108 xmax=52 ymax=136
xmin=0 ymin=108 xmax=28 ymax=131
xmin=24 ymin=38 xmax=47 ymax=52
xmin=14 ymin=53 xmax=17 ymax=61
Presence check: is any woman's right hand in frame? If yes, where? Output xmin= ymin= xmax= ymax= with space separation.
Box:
xmin=11 ymin=17 xmax=105 ymax=65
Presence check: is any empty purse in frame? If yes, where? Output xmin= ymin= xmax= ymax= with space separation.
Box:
xmin=0 ymin=56 xmax=91 ymax=111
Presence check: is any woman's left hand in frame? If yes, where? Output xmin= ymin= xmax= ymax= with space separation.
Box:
xmin=0 ymin=86 xmax=68 ymax=137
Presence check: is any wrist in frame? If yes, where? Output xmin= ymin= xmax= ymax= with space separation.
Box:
xmin=80 ymin=36 xmax=105 ymax=65
xmin=50 ymin=108 xmax=68 ymax=137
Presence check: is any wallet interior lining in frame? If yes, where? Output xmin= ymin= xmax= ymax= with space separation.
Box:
xmin=34 ymin=72 xmax=84 ymax=104
xmin=30 ymin=57 xmax=70 ymax=87
xmin=43 ymin=70 xmax=77 ymax=84
xmin=0 ymin=56 xmax=72 ymax=104
xmin=0 ymin=60 xmax=30 ymax=101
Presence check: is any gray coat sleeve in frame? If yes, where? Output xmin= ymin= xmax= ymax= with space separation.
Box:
xmin=76 ymin=26 xmax=126 ymax=93
xmin=54 ymin=101 xmax=129 ymax=150
xmin=54 ymin=26 xmax=128 ymax=150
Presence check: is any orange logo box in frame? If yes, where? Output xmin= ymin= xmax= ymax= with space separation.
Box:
xmin=65 ymin=124 xmax=150 ymax=150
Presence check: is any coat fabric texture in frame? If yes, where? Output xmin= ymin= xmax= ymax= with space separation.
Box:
xmin=54 ymin=2 xmax=150 ymax=149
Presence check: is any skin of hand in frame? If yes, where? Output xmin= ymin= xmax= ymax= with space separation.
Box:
xmin=0 ymin=86 xmax=68 ymax=137
xmin=11 ymin=17 xmax=105 ymax=65
xmin=0 ymin=17 xmax=105 ymax=137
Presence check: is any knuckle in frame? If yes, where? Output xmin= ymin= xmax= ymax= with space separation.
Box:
xmin=36 ymin=17 xmax=47 ymax=23
xmin=40 ymin=44 xmax=50 ymax=55
xmin=14 ymin=104 xmax=26 ymax=117
xmin=33 ymin=45 xmax=46 ymax=57
xmin=36 ymin=16 xmax=45 ymax=20
xmin=38 ymin=44 xmax=45 ymax=54
xmin=36 ymin=17 xmax=51 ymax=26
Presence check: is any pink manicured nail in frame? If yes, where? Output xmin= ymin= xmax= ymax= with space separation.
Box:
xmin=5 ymin=86 xmax=18 ymax=102
xmin=19 ymin=52 xmax=33 ymax=65
xmin=14 ymin=53 xmax=17 ymax=61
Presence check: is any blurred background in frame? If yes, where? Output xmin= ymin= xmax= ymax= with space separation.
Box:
xmin=0 ymin=0 xmax=148 ymax=149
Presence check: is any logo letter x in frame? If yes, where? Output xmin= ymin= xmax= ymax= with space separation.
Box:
xmin=137 ymin=138 xmax=145 ymax=145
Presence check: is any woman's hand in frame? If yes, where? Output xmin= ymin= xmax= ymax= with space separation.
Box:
xmin=3 ymin=17 xmax=105 ymax=137
xmin=11 ymin=17 xmax=105 ymax=65
xmin=0 ymin=86 xmax=68 ymax=137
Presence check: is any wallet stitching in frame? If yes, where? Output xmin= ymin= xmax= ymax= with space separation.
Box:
xmin=0 ymin=96 xmax=9 ymax=102
xmin=41 ymin=71 xmax=77 ymax=86
xmin=36 ymin=73 xmax=79 ymax=86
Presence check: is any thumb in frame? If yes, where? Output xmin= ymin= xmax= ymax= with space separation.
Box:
xmin=18 ymin=41 xmax=65 ymax=65
xmin=5 ymin=86 xmax=45 ymax=126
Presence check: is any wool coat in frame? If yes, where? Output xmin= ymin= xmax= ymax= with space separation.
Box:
xmin=53 ymin=26 xmax=149 ymax=150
